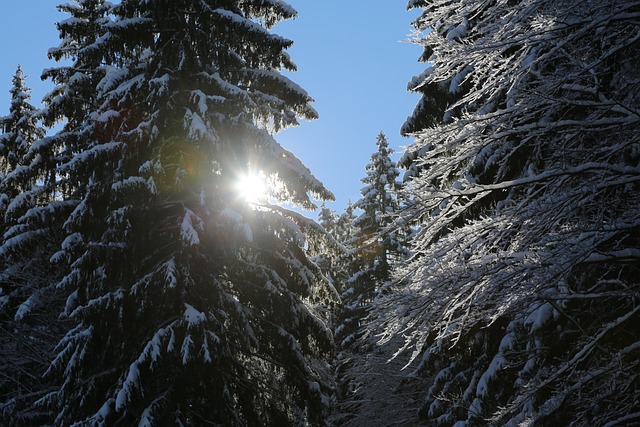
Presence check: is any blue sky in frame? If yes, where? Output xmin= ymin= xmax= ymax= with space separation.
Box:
xmin=0 ymin=1 xmax=423 ymax=216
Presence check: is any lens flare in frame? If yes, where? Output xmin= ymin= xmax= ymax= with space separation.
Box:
xmin=236 ymin=172 xmax=266 ymax=203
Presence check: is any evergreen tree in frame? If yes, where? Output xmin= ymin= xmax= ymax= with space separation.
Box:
xmin=0 ymin=1 xmax=111 ymax=378
xmin=316 ymin=202 xmax=359 ymax=285
xmin=0 ymin=64 xmax=48 ymax=307
xmin=0 ymin=4 xmax=114 ymax=422
xmin=338 ymin=132 xmax=401 ymax=348
xmin=40 ymin=0 xmax=113 ymax=200
xmin=335 ymin=200 xmax=356 ymax=246
xmin=318 ymin=202 xmax=338 ymax=238
xmin=0 ymin=65 xmax=46 ymax=224
xmin=0 ymin=66 xmax=34 ymax=173
xmin=314 ymin=202 xmax=344 ymax=287
xmin=354 ymin=132 xmax=401 ymax=279
xmin=2 ymin=1 xmax=336 ymax=425
xmin=375 ymin=0 xmax=640 ymax=425
xmin=0 ymin=67 xmax=62 ymax=426
xmin=331 ymin=133 xmax=404 ymax=424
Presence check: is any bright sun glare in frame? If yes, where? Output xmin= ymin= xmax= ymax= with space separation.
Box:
xmin=236 ymin=172 xmax=266 ymax=203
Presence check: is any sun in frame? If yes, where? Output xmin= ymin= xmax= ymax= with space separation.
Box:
xmin=235 ymin=172 xmax=267 ymax=203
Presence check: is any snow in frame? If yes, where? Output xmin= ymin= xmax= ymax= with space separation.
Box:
xmin=583 ymin=248 xmax=640 ymax=263
xmin=149 ymin=73 xmax=170 ymax=96
xmin=112 ymin=73 xmax=146 ymax=98
xmin=212 ymin=8 xmax=288 ymax=44
xmin=146 ymin=177 xmax=157 ymax=194
xmin=180 ymin=208 xmax=202 ymax=246
xmin=603 ymin=412 xmax=640 ymax=427
xmin=191 ymin=90 xmax=208 ymax=115
xmin=446 ymin=19 xmax=469 ymax=40
xmin=270 ymin=0 xmax=297 ymax=17
xmin=164 ymin=257 xmax=178 ymax=288
xmin=104 ymin=16 xmax=152 ymax=30
xmin=138 ymin=408 xmax=154 ymax=427
xmin=524 ymin=302 xmax=554 ymax=331
xmin=181 ymin=335 xmax=193 ymax=364
xmin=201 ymin=334 xmax=212 ymax=363
xmin=61 ymin=232 xmax=83 ymax=252
xmin=96 ymin=65 xmax=125 ymax=93
xmin=64 ymin=290 xmax=79 ymax=317
xmin=91 ymin=398 xmax=115 ymax=426
xmin=167 ymin=327 xmax=176 ymax=352
xmin=5 ymin=185 xmax=33 ymax=217
xmin=115 ymin=360 xmax=141 ymax=411
xmin=48 ymin=325 xmax=94 ymax=376
xmin=57 ymin=16 xmax=85 ymax=27
xmin=111 ymin=176 xmax=147 ymax=192
xmin=185 ymin=109 xmax=208 ymax=139
xmin=138 ymin=160 xmax=153 ymax=174
xmin=449 ymin=65 xmax=473 ymax=94
xmin=452 ymin=180 xmax=465 ymax=190
xmin=5 ymin=164 xmax=30 ymax=183
xmin=184 ymin=303 xmax=206 ymax=327
xmin=96 ymin=109 xmax=120 ymax=122
xmin=61 ymin=141 xmax=122 ymax=173
xmin=407 ymin=66 xmax=434 ymax=91
xmin=475 ymin=353 xmax=506 ymax=397
xmin=138 ymin=395 xmax=165 ymax=427
xmin=14 ymin=293 xmax=36 ymax=321
xmin=69 ymin=290 xmax=125 ymax=320
xmin=148 ymin=329 xmax=165 ymax=365
xmin=219 ymin=208 xmax=255 ymax=242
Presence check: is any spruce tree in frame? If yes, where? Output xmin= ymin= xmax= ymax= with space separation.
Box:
xmin=338 ymin=132 xmax=401 ymax=348
xmin=318 ymin=202 xmax=338 ymax=238
xmin=1 ymin=4 xmax=114 ymax=420
xmin=331 ymin=136 xmax=416 ymax=425
xmin=0 ymin=66 xmax=35 ymax=174
xmin=354 ymin=132 xmax=401 ymax=277
xmin=40 ymin=0 xmax=113 ymax=200
xmin=0 ymin=65 xmax=46 ymax=225
xmin=375 ymin=0 xmax=640 ymax=425
xmin=0 ymin=64 xmax=48 ymax=313
xmin=335 ymin=200 xmax=356 ymax=248
xmin=0 ymin=66 xmax=61 ymax=426
xmin=4 ymin=1 xmax=336 ymax=426
xmin=314 ymin=202 xmax=343 ymax=286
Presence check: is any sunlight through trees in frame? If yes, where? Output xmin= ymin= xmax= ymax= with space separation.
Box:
xmin=0 ymin=1 xmax=638 ymax=426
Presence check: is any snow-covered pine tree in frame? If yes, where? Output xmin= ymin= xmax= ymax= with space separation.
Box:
xmin=0 ymin=4 xmax=115 ymax=422
xmin=355 ymin=132 xmax=402 ymax=275
xmin=338 ymin=132 xmax=401 ymax=346
xmin=331 ymin=133 xmax=405 ymax=424
xmin=318 ymin=202 xmax=338 ymax=236
xmin=375 ymin=0 xmax=640 ymax=425
xmin=0 ymin=66 xmax=63 ymax=426
xmin=40 ymin=0 xmax=113 ymax=200
xmin=0 ymin=65 xmax=46 ymax=225
xmin=317 ymin=202 xmax=360 ymax=284
xmin=336 ymin=200 xmax=356 ymax=246
xmin=0 ymin=0 xmax=111 ymax=352
xmin=314 ymin=202 xmax=346 ymax=289
xmin=15 ymin=1 xmax=336 ymax=426
xmin=0 ymin=66 xmax=34 ymax=172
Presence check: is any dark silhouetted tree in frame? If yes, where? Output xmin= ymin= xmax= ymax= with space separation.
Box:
xmin=2 ymin=1 xmax=337 ymax=426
